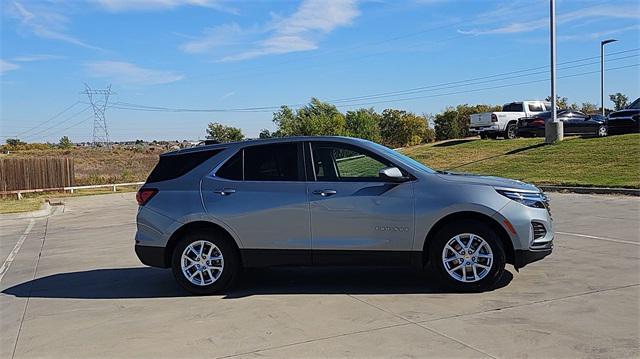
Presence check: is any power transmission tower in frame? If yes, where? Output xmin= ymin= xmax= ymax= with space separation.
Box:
xmin=82 ymin=84 xmax=113 ymax=148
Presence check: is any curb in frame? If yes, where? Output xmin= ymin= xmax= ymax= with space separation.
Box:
xmin=539 ymin=185 xmax=640 ymax=196
xmin=0 ymin=201 xmax=56 ymax=220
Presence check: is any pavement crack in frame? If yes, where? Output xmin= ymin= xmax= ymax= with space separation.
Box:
xmin=418 ymin=283 xmax=640 ymax=325
xmin=346 ymin=294 xmax=498 ymax=359
xmin=11 ymin=217 xmax=49 ymax=359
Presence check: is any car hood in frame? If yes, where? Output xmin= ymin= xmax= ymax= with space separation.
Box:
xmin=436 ymin=171 xmax=540 ymax=192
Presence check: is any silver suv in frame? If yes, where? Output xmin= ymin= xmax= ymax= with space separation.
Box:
xmin=135 ymin=136 xmax=553 ymax=294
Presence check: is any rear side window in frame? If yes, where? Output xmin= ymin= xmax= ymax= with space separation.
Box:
xmin=503 ymin=103 xmax=524 ymax=112
xmin=216 ymin=151 xmax=242 ymax=180
xmin=528 ymin=103 xmax=544 ymax=112
xmin=244 ymin=143 xmax=303 ymax=181
xmin=147 ymin=149 xmax=223 ymax=183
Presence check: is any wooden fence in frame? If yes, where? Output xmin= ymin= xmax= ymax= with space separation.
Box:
xmin=0 ymin=157 xmax=74 ymax=192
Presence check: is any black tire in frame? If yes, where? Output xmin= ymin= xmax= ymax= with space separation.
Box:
xmin=505 ymin=123 xmax=517 ymax=139
xmin=427 ymin=220 xmax=506 ymax=292
xmin=479 ymin=133 xmax=487 ymax=140
xmin=487 ymin=133 xmax=498 ymax=140
xmin=171 ymin=229 xmax=239 ymax=295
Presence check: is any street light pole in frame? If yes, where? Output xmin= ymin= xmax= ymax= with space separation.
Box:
xmin=545 ymin=0 xmax=562 ymax=143
xmin=601 ymin=39 xmax=618 ymax=116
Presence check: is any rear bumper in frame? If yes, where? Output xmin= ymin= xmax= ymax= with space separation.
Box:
xmin=470 ymin=124 xmax=500 ymax=134
xmin=135 ymin=245 xmax=169 ymax=268
xmin=517 ymin=127 xmax=544 ymax=137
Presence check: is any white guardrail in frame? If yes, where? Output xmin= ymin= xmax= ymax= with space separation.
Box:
xmin=2 ymin=182 xmax=144 ymax=200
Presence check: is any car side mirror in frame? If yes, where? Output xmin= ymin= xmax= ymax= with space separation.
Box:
xmin=379 ymin=167 xmax=409 ymax=183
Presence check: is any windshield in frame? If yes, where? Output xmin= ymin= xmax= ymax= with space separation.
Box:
xmin=365 ymin=140 xmax=436 ymax=174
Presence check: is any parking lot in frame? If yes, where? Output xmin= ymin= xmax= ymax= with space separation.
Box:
xmin=1 ymin=192 xmax=638 ymax=358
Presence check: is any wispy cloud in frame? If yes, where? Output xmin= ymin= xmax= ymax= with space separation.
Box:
xmin=219 ymin=91 xmax=235 ymax=100
xmin=458 ymin=3 xmax=640 ymax=36
xmin=0 ymin=60 xmax=20 ymax=75
xmin=85 ymin=61 xmax=184 ymax=85
xmin=12 ymin=54 xmax=64 ymax=62
xmin=559 ymin=24 xmax=640 ymax=42
xmin=91 ymin=0 xmax=237 ymax=13
xmin=182 ymin=0 xmax=360 ymax=61
xmin=9 ymin=1 xmax=102 ymax=50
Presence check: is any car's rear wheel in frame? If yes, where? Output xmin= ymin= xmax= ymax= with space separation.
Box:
xmin=171 ymin=230 xmax=239 ymax=295
xmin=597 ymin=125 xmax=608 ymax=137
xmin=479 ymin=133 xmax=487 ymax=139
xmin=428 ymin=220 xmax=505 ymax=292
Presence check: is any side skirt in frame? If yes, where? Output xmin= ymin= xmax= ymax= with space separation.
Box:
xmin=240 ymin=249 xmax=422 ymax=268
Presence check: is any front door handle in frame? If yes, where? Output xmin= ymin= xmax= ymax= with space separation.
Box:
xmin=213 ymin=188 xmax=236 ymax=196
xmin=313 ymin=189 xmax=337 ymax=197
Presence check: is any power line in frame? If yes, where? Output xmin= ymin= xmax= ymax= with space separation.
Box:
xmin=108 ymin=50 xmax=639 ymax=113
xmin=21 ymin=105 xmax=92 ymax=140
xmin=13 ymin=101 xmax=80 ymax=137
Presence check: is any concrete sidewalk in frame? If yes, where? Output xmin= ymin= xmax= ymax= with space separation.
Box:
xmin=1 ymin=192 xmax=638 ymax=358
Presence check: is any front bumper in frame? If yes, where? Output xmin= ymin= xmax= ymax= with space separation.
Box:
xmin=135 ymin=244 xmax=169 ymax=268
xmin=514 ymin=245 xmax=552 ymax=269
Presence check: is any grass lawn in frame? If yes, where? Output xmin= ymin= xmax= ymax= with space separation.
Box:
xmin=0 ymin=186 xmax=140 ymax=214
xmin=401 ymin=133 xmax=640 ymax=188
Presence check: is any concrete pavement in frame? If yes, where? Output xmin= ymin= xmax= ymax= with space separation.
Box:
xmin=1 ymin=192 xmax=638 ymax=358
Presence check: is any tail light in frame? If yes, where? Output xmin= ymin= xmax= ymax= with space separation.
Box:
xmin=531 ymin=118 xmax=545 ymax=126
xmin=491 ymin=114 xmax=498 ymax=122
xmin=136 ymin=188 xmax=158 ymax=206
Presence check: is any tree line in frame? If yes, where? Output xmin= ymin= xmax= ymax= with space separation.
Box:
xmin=207 ymin=93 xmax=633 ymax=145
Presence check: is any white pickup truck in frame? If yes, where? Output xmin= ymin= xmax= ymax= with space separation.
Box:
xmin=470 ymin=101 xmax=551 ymax=139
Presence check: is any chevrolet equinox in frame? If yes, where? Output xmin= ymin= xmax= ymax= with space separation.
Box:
xmin=135 ymin=136 xmax=553 ymax=294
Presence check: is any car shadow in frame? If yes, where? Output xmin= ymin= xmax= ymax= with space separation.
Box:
xmin=1 ymin=267 xmax=513 ymax=299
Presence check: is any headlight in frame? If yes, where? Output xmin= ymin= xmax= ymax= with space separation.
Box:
xmin=496 ymin=189 xmax=547 ymax=209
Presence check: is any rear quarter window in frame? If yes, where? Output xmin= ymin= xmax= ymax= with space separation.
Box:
xmin=146 ymin=148 xmax=223 ymax=183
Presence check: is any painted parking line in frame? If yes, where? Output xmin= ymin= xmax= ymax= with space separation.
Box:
xmin=0 ymin=219 xmax=36 ymax=283
xmin=556 ymin=231 xmax=639 ymax=246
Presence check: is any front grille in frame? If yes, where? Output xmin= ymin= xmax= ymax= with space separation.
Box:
xmin=532 ymin=222 xmax=547 ymax=240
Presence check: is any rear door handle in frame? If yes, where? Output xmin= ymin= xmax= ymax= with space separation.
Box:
xmin=313 ymin=189 xmax=337 ymax=197
xmin=213 ymin=188 xmax=236 ymax=196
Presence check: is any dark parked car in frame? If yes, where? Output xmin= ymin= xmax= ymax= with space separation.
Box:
xmin=607 ymin=98 xmax=640 ymax=135
xmin=517 ymin=110 xmax=608 ymax=137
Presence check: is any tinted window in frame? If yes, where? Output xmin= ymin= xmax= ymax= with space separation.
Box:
xmin=503 ymin=103 xmax=524 ymax=112
xmin=244 ymin=143 xmax=302 ymax=181
xmin=147 ymin=149 xmax=223 ymax=183
xmin=312 ymin=143 xmax=391 ymax=182
xmin=528 ymin=103 xmax=544 ymax=112
xmin=216 ymin=151 xmax=242 ymax=180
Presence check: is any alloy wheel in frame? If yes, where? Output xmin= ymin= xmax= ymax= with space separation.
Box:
xmin=441 ymin=233 xmax=493 ymax=283
xmin=181 ymin=240 xmax=224 ymax=286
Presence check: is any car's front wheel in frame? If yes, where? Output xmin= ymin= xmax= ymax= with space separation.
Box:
xmin=171 ymin=230 xmax=239 ymax=295
xmin=428 ymin=220 xmax=506 ymax=292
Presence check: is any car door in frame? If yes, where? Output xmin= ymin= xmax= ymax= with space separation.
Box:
xmin=201 ymin=142 xmax=311 ymax=266
xmin=306 ymin=141 xmax=415 ymax=266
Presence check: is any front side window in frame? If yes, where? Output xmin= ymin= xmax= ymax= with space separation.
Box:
xmin=311 ymin=143 xmax=392 ymax=182
xmin=244 ymin=143 xmax=303 ymax=181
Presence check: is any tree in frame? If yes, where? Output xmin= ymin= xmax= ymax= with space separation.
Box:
xmin=545 ymin=95 xmax=570 ymax=109
xmin=345 ymin=108 xmax=381 ymax=142
xmin=58 ymin=136 xmax=73 ymax=149
xmin=5 ymin=138 xmax=25 ymax=147
xmin=433 ymin=104 xmax=501 ymax=140
xmin=206 ymin=122 xmax=244 ymax=143
xmin=579 ymin=102 xmax=599 ymax=114
xmin=379 ymin=109 xmax=432 ymax=148
xmin=609 ymin=93 xmax=629 ymax=111
xmin=272 ymin=98 xmax=346 ymax=136
xmin=258 ymin=129 xmax=273 ymax=139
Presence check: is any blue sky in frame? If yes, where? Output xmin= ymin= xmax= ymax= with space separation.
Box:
xmin=1 ymin=0 xmax=639 ymax=142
